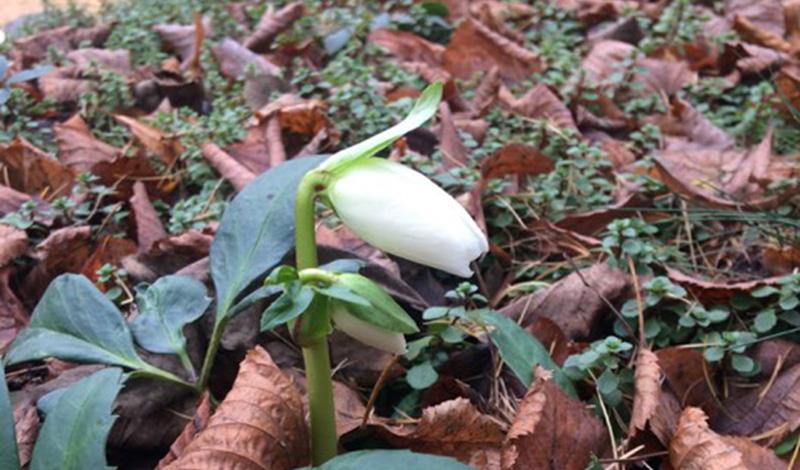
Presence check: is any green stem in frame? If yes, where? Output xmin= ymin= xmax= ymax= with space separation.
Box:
xmin=134 ymin=365 xmax=200 ymax=394
xmin=196 ymin=317 xmax=227 ymax=391
xmin=295 ymin=169 xmax=338 ymax=465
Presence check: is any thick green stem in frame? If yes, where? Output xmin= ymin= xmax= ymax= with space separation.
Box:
xmin=295 ymin=170 xmax=338 ymax=465
xmin=196 ymin=317 xmax=227 ymax=391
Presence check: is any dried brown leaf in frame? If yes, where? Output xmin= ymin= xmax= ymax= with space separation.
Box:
xmin=0 ymin=138 xmax=75 ymax=198
xmin=500 ymin=263 xmax=629 ymax=339
xmin=499 ymin=84 xmax=576 ymax=130
xmin=244 ymin=2 xmax=305 ymax=53
xmin=153 ymin=17 xmax=213 ymax=69
xmin=130 ymin=181 xmax=168 ymax=253
xmin=582 ymin=40 xmax=637 ymax=83
xmin=156 ymin=393 xmax=213 ymax=469
xmin=0 ymin=224 xmax=28 ymax=269
xmin=114 ymin=114 xmax=183 ymax=165
xmin=480 ymin=143 xmax=555 ymax=183
xmin=438 ymin=101 xmax=469 ymax=169
xmin=670 ymin=407 xmax=785 ymax=470
xmin=629 ymin=348 xmax=662 ymax=437
xmin=725 ymin=0 xmax=786 ymax=37
xmin=54 ymin=114 xmax=119 ymax=172
xmin=732 ymin=14 xmax=791 ymax=52
xmin=11 ymin=24 xmax=112 ymax=67
xmin=653 ymin=97 xmax=735 ymax=151
xmin=443 ymin=18 xmax=544 ymax=82
xmin=38 ymin=66 xmax=95 ymax=103
xmin=369 ymin=28 xmax=444 ymax=68
xmin=164 ymin=346 xmax=308 ymax=469
xmin=502 ymin=367 xmax=609 ymax=469
xmin=374 ymin=397 xmax=505 ymax=468
xmin=65 ymin=48 xmax=132 ymax=76
xmin=13 ymin=400 xmax=39 ymax=467
xmin=224 ymin=119 xmax=275 ymax=174
xmin=786 ymin=0 xmax=800 ymax=51
xmin=20 ymin=226 xmax=92 ymax=305
xmin=212 ymin=37 xmax=282 ymax=80
xmin=201 ymin=142 xmax=256 ymax=191
xmin=0 ymin=268 xmax=28 ymax=353
xmin=471 ymin=67 xmax=501 ymax=116
xmin=712 ymin=363 xmax=800 ymax=446
xmin=656 ymin=347 xmax=717 ymax=415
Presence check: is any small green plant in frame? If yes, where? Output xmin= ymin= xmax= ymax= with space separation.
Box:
xmin=601 ymin=218 xmax=675 ymax=273
xmin=564 ymin=336 xmax=634 ymax=406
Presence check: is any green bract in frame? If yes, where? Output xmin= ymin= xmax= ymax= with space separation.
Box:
xmin=329 ymin=272 xmax=419 ymax=334
xmin=317 ymin=82 xmax=442 ymax=175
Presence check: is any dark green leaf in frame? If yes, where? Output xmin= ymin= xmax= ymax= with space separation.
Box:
xmin=210 ymin=156 xmax=325 ymax=321
xmin=30 ymin=367 xmax=125 ymax=470
xmin=130 ymin=275 xmax=210 ymax=356
xmin=480 ymin=310 xmax=576 ymax=397
xmin=316 ymin=449 xmax=471 ymax=469
xmin=406 ymin=361 xmax=438 ymax=389
xmin=313 ymin=284 xmax=370 ymax=306
xmin=227 ymin=284 xmax=282 ymax=318
xmin=5 ymin=274 xmax=148 ymax=369
xmin=260 ymin=282 xmax=315 ymax=331
xmin=751 ymin=286 xmax=779 ymax=298
xmin=0 ymin=363 xmax=20 ymax=470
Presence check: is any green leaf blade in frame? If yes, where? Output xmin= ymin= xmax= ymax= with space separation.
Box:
xmin=0 ymin=363 xmax=20 ymax=470
xmin=480 ymin=310 xmax=577 ymax=397
xmin=317 ymin=449 xmax=471 ymax=469
xmin=30 ymin=367 xmax=125 ymax=470
xmin=130 ymin=275 xmax=211 ymax=356
xmin=260 ymin=283 xmax=315 ymax=332
xmin=5 ymin=274 xmax=146 ymax=369
xmin=210 ymin=156 xmax=326 ymax=321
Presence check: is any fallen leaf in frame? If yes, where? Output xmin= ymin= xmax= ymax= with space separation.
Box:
xmin=582 ymin=40 xmax=637 ymax=84
xmin=725 ymin=0 xmax=785 ymax=37
xmin=438 ymin=101 xmax=469 ymax=169
xmin=722 ymin=42 xmax=787 ymax=75
xmin=480 ymin=143 xmax=555 ymax=183
xmin=156 ymin=393 xmax=212 ymax=469
xmin=201 ymin=142 xmax=256 ymax=191
xmin=471 ymin=67 xmax=501 ymax=116
xmin=0 ymin=138 xmax=75 ymax=198
xmin=669 ymin=407 xmax=786 ymax=469
xmin=652 ymin=97 xmax=735 ymax=151
xmin=65 ymin=48 xmax=132 ymax=76
xmin=0 ymin=186 xmax=36 ymax=217
xmin=244 ymin=2 xmax=306 ymax=53
xmin=11 ymin=23 xmax=112 ymax=67
xmin=554 ymin=193 xmax=648 ymax=236
xmin=0 ymin=268 xmax=28 ymax=353
xmin=164 ymin=346 xmax=308 ymax=469
xmin=369 ymin=28 xmax=444 ymax=68
xmin=153 ymin=17 xmax=213 ymax=69
xmin=38 ymin=66 xmax=95 ymax=103
xmin=20 ymin=226 xmax=92 ymax=306
xmin=502 ymin=367 xmax=609 ymax=469
xmin=443 ymin=18 xmax=544 ymax=82
xmin=90 ymin=152 xmax=163 ymax=201
xmin=224 ymin=119 xmax=278 ymax=174
xmin=79 ymin=236 xmax=138 ymax=285
xmin=373 ymin=397 xmax=506 ymax=468
xmin=712 ymin=363 xmax=800 ymax=446
xmin=54 ymin=114 xmax=119 ymax=172
xmin=752 ymin=340 xmax=800 ymax=380
xmin=666 ymin=267 xmax=785 ymax=305
xmin=211 ymin=37 xmax=282 ymax=80
xmin=656 ymin=347 xmax=717 ymax=416
xmin=498 ymin=84 xmax=577 ymax=130
xmin=732 ymin=14 xmax=791 ymax=52
xmin=129 ymin=181 xmax=167 ymax=253
xmin=500 ymin=263 xmax=629 ymax=339
xmin=114 ymin=115 xmax=183 ymax=165
xmin=0 ymin=225 xmax=28 ymax=269
xmin=786 ymin=0 xmax=800 ymax=51
xmin=13 ymin=400 xmax=39 ymax=467
xmin=629 ymin=347 xmax=662 ymax=437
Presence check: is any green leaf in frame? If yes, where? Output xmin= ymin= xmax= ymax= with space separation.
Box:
xmin=260 ymin=282 xmax=315 ymax=332
xmin=30 ymin=367 xmax=125 ymax=470
xmin=336 ymin=273 xmax=419 ymax=334
xmin=780 ymin=295 xmax=800 ymax=311
xmin=313 ymin=284 xmax=371 ymax=306
xmin=0 ymin=363 xmax=20 ymax=470
xmin=479 ymin=310 xmax=577 ymax=397
xmin=406 ymin=361 xmax=438 ymax=389
xmin=5 ymin=274 xmax=148 ymax=370
xmin=751 ymin=286 xmax=779 ymax=298
xmin=210 ymin=156 xmax=325 ymax=321
xmin=227 ymin=284 xmax=283 ymax=318
xmin=6 ymin=65 xmax=53 ymax=85
xmin=316 ymin=449 xmax=471 ymax=469
xmin=731 ymin=354 xmax=756 ymax=374
xmin=130 ymin=275 xmax=210 ymax=356
xmin=318 ymin=82 xmax=442 ymax=174
xmin=704 ymin=346 xmax=724 ymax=362
xmin=753 ymin=309 xmax=777 ymax=333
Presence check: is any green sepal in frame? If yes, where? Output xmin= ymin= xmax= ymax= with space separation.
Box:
xmin=335 ymin=273 xmax=419 ymax=334
xmin=260 ymin=281 xmax=315 ymax=332
xmin=318 ymin=82 xmax=442 ymax=175
xmin=294 ymin=295 xmax=333 ymax=346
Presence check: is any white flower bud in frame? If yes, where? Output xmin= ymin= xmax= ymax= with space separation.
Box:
xmin=326 ymin=158 xmax=488 ymax=277
xmin=330 ymin=303 xmax=407 ymax=354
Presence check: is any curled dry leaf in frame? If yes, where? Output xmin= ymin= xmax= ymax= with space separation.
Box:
xmin=90 ymin=151 xmax=163 ymax=201
xmin=114 ymin=115 xmax=183 ymax=165
xmin=368 ymin=28 xmax=444 ymax=68
xmin=164 ymin=346 xmax=308 ymax=470
xmin=65 ymin=48 xmax=132 ymax=76
xmin=582 ymin=40 xmax=636 ymax=83
xmin=712 ymin=363 xmax=800 ymax=446
xmin=54 ymin=114 xmax=119 ymax=172
xmin=0 ymin=268 xmax=28 ymax=353
xmin=443 ymin=18 xmax=543 ymax=82
xmin=554 ymin=193 xmax=650 ymax=236
xmin=0 ymin=225 xmax=28 ymax=269
xmin=725 ymin=0 xmax=785 ymax=37
xmin=502 ymin=367 xmax=609 ymax=470
xmin=629 ymin=347 xmax=661 ymax=437
xmin=245 ymin=2 xmax=305 ymax=53
xmin=38 ymin=66 xmax=95 ymax=103
xmin=0 ymin=138 xmax=75 ymax=198
xmin=732 ymin=14 xmax=791 ymax=52
xmin=13 ymin=400 xmax=39 ymax=467
xmin=373 ymin=397 xmax=506 ymax=468
xmin=498 ymin=84 xmax=577 ymax=130
xmin=224 ymin=119 xmax=280 ymax=174
xmin=471 ymin=66 xmax=501 ymax=116
xmin=438 ymin=102 xmax=469 ymax=169
xmin=666 ymin=266 xmax=785 ymax=305
xmin=130 ymin=181 xmax=168 ymax=253
xmin=200 ymin=142 xmax=256 ymax=191
xmin=669 ymin=407 xmax=786 ymax=470
xmin=156 ymin=393 xmax=212 ymax=469
xmin=11 ymin=24 xmax=112 ymax=66
xmin=786 ymin=0 xmax=800 ymax=51
xmin=500 ymin=263 xmax=629 ymax=339
xmin=153 ymin=17 xmax=213 ymax=69
xmin=20 ymin=226 xmax=92 ymax=305
xmin=652 ymin=98 xmax=735 ymax=151
xmin=480 ymin=143 xmax=555 ymax=184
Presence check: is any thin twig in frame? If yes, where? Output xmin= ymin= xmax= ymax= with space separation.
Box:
xmin=627 ymin=257 xmax=646 ymax=346
xmin=361 ymin=354 xmax=400 ymax=427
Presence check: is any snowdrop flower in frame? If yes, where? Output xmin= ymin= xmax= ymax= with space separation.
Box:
xmin=326 ymin=158 xmax=488 ymax=277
